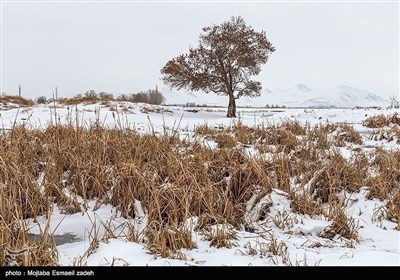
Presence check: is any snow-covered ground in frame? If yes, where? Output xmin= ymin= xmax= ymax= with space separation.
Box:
xmin=0 ymin=101 xmax=396 ymax=133
xmin=27 ymin=188 xmax=399 ymax=266
xmin=162 ymin=84 xmax=392 ymax=108
xmin=2 ymin=102 xmax=399 ymax=266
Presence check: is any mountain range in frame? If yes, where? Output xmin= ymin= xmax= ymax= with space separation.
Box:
xmin=162 ymin=84 xmax=390 ymax=108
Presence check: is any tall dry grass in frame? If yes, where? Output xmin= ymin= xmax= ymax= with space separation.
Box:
xmin=363 ymin=113 xmax=400 ymax=128
xmin=1 ymin=116 xmax=399 ymax=265
xmin=1 ymin=123 xmax=274 ymax=262
xmin=0 ymin=95 xmax=34 ymax=109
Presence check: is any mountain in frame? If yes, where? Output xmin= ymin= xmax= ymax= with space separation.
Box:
xmin=161 ymin=84 xmax=389 ymax=108
xmin=335 ymin=85 xmax=387 ymax=106
xmin=288 ymin=84 xmax=312 ymax=93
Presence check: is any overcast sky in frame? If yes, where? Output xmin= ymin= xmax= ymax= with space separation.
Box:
xmin=0 ymin=1 xmax=398 ymax=99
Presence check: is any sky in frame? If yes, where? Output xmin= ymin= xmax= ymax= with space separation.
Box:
xmin=0 ymin=0 xmax=399 ymax=99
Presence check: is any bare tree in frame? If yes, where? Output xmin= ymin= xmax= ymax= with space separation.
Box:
xmin=389 ymin=94 xmax=399 ymax=109
xmin=84 ymin=90 xmax=97 ymax=98
xmin=98 ymin=91 xmax=114 ymax=99
xmin=35 ymin=96 xmax=48 ymax=104
xmin=148 ymin=86 xmax=165 ymax=105
xmin=161 ymin=16 xmax=275 ymax=117
xmin=117 ymin=94 xmax=129 ymax=101
xmin=133 ymin=92 xmax=149 ymax=103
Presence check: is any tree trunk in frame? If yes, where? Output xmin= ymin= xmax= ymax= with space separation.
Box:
xmin=227 ymin=96 xmax=236 ymax=118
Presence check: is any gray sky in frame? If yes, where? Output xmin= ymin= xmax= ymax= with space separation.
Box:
xmin=1 ymin=1 xmax=399 ymax=98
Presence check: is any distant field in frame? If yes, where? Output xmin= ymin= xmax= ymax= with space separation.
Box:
xmin=1 ymin=101 xmax=399 ymax=266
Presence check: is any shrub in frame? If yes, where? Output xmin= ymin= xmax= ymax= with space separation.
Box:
xmin=35 ymin=96 xmax=48 ymax=104
xmin=0 ymin=95 xmax=34 ymax=107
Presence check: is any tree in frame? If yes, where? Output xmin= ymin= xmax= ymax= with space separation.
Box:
xmin=35 ymin=96 xmax=48 ymax=104
xmin=84 ymin=90 xmax=97 ymax=98
xmin=389 ymin=94 xmax=399 ymax=109
xmin=117 ymin=94 xmax=129 ymax=101
xmin=148 ymin=86 xmax=165 ymax=105
xmin=98 ymin=91 xmax=114 ymax=99
xmin=161 ymin=16 xmax=275 ymax=117
xmin=133 ymin=92 xmax=149 ymax=103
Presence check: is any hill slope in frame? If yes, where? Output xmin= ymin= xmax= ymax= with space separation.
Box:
xmin=162 ymin=84 xmax=389 ymax=108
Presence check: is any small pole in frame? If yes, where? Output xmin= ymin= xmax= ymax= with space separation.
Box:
xmin=18 ymin=85 xmax=21 ymax=97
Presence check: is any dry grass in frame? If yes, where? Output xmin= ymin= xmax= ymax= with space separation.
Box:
xmin=289 ymin=191 xmax=323 ymax=216
xmin=195 ymin=121 xmax=300 ymax=153
xmin=386 ymin=192 xmax=400 ymax=230
xmin=192 ymin=120 xmax=399 ymax=238
xmin=369 ymin=125 xmax=400 ymax=144
xmin=307 ymin=124 xmax=335 ymax=149
xmin=146 ymin=224 xmax=196 ymax=258
xmin=0 ymin=124 xmax=273 ymax=263
xmin=363 ymin=113 xmax=400 ymax=128
xmin=0 ymin=95 xmax=34 ymax=109
xmin=321 ymin=204 xmax=359 ymax=241
xmin=201 ymin=224 xmax=238 ymax=249
xmin=333 ymin=123 xmax=362 ymax=146
xmin=309 ymin=153 xmax=368 ymax=203
xmin=194 ymin=123 xmax=219 ymax=137
xmin=366 ymin=148 xmax=400 ymax=200
xmin=214 ymin=133 xmax=237 ymax=148
xmin=1 ymin=113 xmax=399 ymax=265
xmin=282 ymin=120 xmax=307 ymax=135
xmin=57 ymin=96 xmax=111 ymax=106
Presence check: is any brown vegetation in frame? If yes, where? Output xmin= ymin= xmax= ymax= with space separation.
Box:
xmin=363 ymin=113 xmax=400 ymax=128
xmin=1 ymin=116 xmax=399 ymax=265
xmin=0 ymin=95 xmax=34 ymax=109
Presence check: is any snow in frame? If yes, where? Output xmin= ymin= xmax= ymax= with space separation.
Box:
xmin=28 ymin=189 xmax=398 ymax=266
xmin=162 ymin=84 xmax=390 ymax=108
xmin=3 ymin=101 xmax=399 ymax=266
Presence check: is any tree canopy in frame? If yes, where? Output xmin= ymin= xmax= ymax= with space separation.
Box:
xmin=161 ymin=16 xmax=275 ymax=117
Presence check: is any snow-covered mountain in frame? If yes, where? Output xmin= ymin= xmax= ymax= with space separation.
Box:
xmin=288 ymin=83 xmax=312 ymax=93
xmin=162 ymin=84 xmax=390 ymax=108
